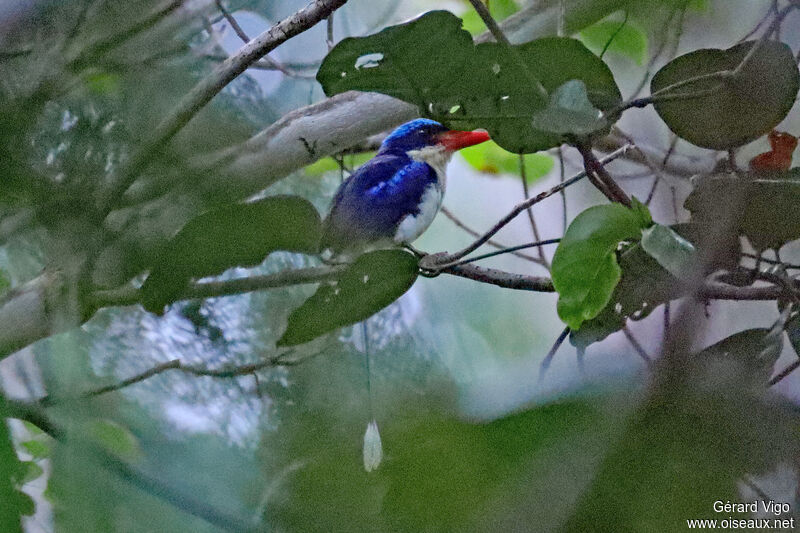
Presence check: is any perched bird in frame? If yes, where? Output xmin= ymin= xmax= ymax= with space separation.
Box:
xmin=321 ymin=119 xmax=489 ymax=258
xmin=749 ymin=130 xmax=797 ymax=172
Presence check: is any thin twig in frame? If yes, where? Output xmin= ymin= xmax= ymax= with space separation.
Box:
xmin=440 ymin=206 xmax=546 ymax=266
xmin=519 ymin=154 xmax=550 ymax=267
xmin=539 ymin=327 xmax=570 ymax=380
xmin=623 ymin=326 xmax=653 ymax=366
xmin=99 ymin=0 xmax=349 ymax=213
xmin=420 ymin=145 xmax=632 ymax=268
xmin=769 ymin=359 xmax=800 ymax=386
xmin=575 ymin=142 xmax=631 ymax=206
xmin=39 ymin=352 xmax=308 ymax=405
xmin=557 ymin=147 xmax=568 ymax=234
xmin=435 ymin=239 xmax=561 ymax=269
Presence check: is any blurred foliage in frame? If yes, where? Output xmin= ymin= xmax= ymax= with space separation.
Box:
xmin=460 ymin=0 xmax=519 ymax=35
xmin=1 ymin=0 xmax=800 ymax=531
xmin=460 ymin=141 xmax=553 ymax=180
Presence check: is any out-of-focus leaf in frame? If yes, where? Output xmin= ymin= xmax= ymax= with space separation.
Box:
xmin=580 ymin=18 xmax=648 ymax=64
xmin=88 ymin=420 xmax=142 ymax=461
xmin=318 ymin=11 xmax=622 ymax=153
xmin=141 ymin=195 xmax=322 ymax=313
xmin=0 ymin=398 xmax=26 ymax=532
xmin=684 ymin=170 xmax=800 ymax=251
xmin=552 ymin=202 xmax=652 ymax=330
xmin=461 ymin=0 xmax=519 ymax=35
xmin=690 ymin=328 xmax=782 ymax=391
xmin=564 ymin=378 xmax=798 ymax=530
xmin=278 ymin=250 xmax=418 ymax=346
xmin=460 ymin=141 xmax=553 ymax=180
xmin=651 ymin=40 xmax=799 ymax=149
xmin=785 ymin=312 xmax=800 ymax=357
xmin=640 ymin=223 xmax=698 ymax=279
xmin=20 ymin=440 xmax=50 ymax=460
xmin=532 ymin=79 xmax=607 ymax=136
xmin=15 ymin=461 xmax=44 ymax=485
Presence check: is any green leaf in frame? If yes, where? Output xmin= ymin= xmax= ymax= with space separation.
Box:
xmin=317 ymin=11 xmax=622 ymax=153
xmin=460 ymin=141 xmax=553 ymax=180
xmin=461 ymin=0 xmax=519 ymax=35
xmin=684 ymin=169 xmax=800 ymax=251
xmin=552 ymin=202 xmax=652 ymax=330
xmin=0 ymin=400 xmax=25 ymax=532
xmin=141 ymin=195 xmax=321 ymax=313
xmin=20 ymin=440 xmax=50 ymax=459
xmin=640 ymin=223 xmax=698 ymax=279
xmin=569 ymin=242 xmax=676 ymax=349
xmin=87 ymin=420 xmax=141 ymax=461
xmin=15 ymin=461 xmax=43 ymax=485
xmin=580 ymin=18 xmax=648 ymax=64
xmin=532 ymin=80 xmax=608 ymax=136
xmin=651 ymin=40 xmax=800 ymax=149
xmin=278 ymin=250 xmax=418 ymax=346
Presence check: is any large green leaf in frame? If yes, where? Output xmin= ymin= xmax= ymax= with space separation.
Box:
xmin=317 ymin=10 xmax=622 ymax=153
xmin=141 ymin=195 xmax=321 ymax=313
xmin=278 ymin=250 xmax=418 ymax=346
xmin=684 ymin=170 xmax=800 ymax=251
xmin=552 ymin=202 xmax=651 ymax=330
xmin=651 ymin=40 xmax=799 ymax=149
xmin=460 ymin=141 xmax=553 ymax=181
xmin=532 ymin=80 xmax=607 ymax=136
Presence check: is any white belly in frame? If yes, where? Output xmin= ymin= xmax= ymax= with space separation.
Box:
xmin=394 ymin=184 xmax=443 ymax=244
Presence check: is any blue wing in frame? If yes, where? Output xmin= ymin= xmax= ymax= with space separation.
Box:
xmin=322 ymin=153 xmax=438 ymax=252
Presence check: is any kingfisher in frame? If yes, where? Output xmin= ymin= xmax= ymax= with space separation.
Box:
xmin=321 ymin=119 xmax=490 ymax=258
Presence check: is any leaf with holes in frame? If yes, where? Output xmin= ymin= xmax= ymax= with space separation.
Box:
xmin=317 ymin=10 xmax=621 ymax=153
xmin=278 ymin=250 xmax=418 ymax=346
xmin=651 ymin=40 xmax=799 ymax=149
xmin=552 ymin=201 xmax=651 ymax=330
xmin=141 ymin=195 xmax=321 ymax=313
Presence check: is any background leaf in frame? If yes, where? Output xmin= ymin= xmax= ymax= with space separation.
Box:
xmin=460 ymin=141 xmax=553 ymax=180
xmin=580 ymin=18 xmax=648 ymax=64
xmin=317 ymin=11 xmax=622 ymax=152
xmin=278 ymin=249 xmax=419 ymax=346
xmin=552 ymin=203 xmax=651 ymax=330
xmin=141 ymin=195 xmax=321 ymax=313
xmin=651 ymin=40 xmax=800 ymax=149
xmin=684 ymin=170 xmax=800 ymax=251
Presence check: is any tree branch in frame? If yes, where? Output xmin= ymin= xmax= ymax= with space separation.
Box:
xmin=100 ymin=0 xmax=349 ymax=212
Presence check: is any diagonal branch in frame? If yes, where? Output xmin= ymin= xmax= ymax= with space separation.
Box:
xmin=99 ymin=0 xmax=349 ymax=212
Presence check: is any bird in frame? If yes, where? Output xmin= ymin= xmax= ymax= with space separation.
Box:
xmin=749 ymin=130 xmax=797 ymax=172
xmin=321 ymin=118 xmax=490 ymax=259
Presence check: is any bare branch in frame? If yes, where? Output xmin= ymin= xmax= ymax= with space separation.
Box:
xmin=440 ymin=206 xmax=546 ymax=266
xmin=100 ymin=0 xmax=349 ymax=212
xmin=420 ymin=145 xmax=632 ymax=268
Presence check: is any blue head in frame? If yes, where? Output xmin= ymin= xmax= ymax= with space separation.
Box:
xmin=378 ymin=119 xmax=449 ymax=154
xmin=379 ymin=119 xmax=491 ymax=155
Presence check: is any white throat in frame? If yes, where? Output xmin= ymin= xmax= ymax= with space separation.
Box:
xmin=407 ymin=145 xmax=452 ymax=192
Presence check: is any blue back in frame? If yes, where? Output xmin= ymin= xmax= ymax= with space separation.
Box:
xmin=322 ymin=152 xmax=438 ymax=252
